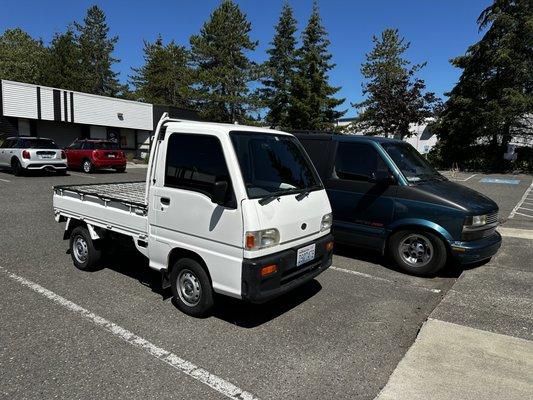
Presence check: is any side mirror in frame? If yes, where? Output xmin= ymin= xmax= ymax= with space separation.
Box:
xmin=371 ymin=170 xmax=394 ymax=185
xmin=212 ymin=180 xmax=228 ymax=206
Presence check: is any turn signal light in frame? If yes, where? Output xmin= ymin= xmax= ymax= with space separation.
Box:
xmin=246 ymin=234 xmax=255 ymax=249
xmin=260 ymin=264 xmax=278 ymax=277
xmin=22 ymin=150 xmax=30 ymax=159
xmin=326 ymin=241 xmax=334 ymax=252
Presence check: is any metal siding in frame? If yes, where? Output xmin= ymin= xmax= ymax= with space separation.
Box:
xmin=40 ymin=87 xmax=55 ymax=121
xmin=2 ymin=81 xmax=38 ymax=119
xmin=73 ymin=93 xmax=153 ymax=130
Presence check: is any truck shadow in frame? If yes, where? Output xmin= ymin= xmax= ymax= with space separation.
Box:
xmin=333 ymin=243 xmax=488 ymax=279
xmin=96 ymin=247 xmax=323 ymax=327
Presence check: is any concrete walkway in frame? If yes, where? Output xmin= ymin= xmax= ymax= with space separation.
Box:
xmin=376 ymin=234 xmax=533 ymax=399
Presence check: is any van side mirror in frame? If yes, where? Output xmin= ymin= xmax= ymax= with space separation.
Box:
xmin=371 ymin=170 xmax=394 ymax=185
xmin=212 ymin=180 xmax=228 ymax=206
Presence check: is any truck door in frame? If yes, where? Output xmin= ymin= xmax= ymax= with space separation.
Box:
xmin=149 ymin=132 xmax=244 ymax=297
xmin=326 ymin=141 xmax=397 ymax=250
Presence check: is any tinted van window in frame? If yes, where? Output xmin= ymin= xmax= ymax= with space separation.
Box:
xmin=335 ymin=142 xmax=386 ymax=181
xmin=165 ymin=133 xmax=231 ymax=199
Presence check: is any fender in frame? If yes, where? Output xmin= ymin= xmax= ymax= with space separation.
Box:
xmin=386 ymin=218 xmax=454 ymax=243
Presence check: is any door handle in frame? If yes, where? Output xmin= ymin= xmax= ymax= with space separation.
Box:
xmin=160 ymin=197 xmax=170 ymax=206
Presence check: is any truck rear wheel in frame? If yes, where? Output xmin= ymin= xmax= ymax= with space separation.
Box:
xmin=389 ymin=230 xmax=447 ymax=276
xmin=70 ymin=226 xmax=101 ymax=271
xmin=170 ymin=258 xmax=213 ymax=317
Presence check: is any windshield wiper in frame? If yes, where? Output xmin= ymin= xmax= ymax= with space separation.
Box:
xmin=258 ymin=194 xmax=281 ymax=206
xmin=295 ymin=185 xmax=322 ymax=201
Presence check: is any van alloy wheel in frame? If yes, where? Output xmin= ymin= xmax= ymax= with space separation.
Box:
xmin=177 ymin=269 xmax=202 ymax=307
xmin=398 ymin=234 xmax=434 ymax=268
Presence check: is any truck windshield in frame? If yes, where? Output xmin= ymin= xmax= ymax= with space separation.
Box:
xmin=18 ymin=138 xmax=58 ymax=149
xmin=230 ymin=131 xmax=322 ymax=199
xmin=382 ymin=142 xmax=444 ymax=183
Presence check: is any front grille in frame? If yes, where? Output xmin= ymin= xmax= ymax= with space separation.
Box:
xmin=461 ymin=226 xmax=497 ymax=241
xmin=486 ymin=211 xmax=499 ymax=225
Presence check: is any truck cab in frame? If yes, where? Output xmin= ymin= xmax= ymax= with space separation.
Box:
xmin=295 ymin=133 xmax=501 ymax=276
xmin=54 ymin=115 xmax=333 ymax=316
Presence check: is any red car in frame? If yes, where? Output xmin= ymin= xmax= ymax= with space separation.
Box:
xmin=65 ymin=139 xmax=127 ymax=173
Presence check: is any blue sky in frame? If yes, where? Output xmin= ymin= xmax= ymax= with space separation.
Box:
xmin=1 ymin=0 xmax=492 ymax=117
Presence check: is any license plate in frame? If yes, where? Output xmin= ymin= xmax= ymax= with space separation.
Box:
xmin=108 ymin=154 xmax=115 ymax=158
xmin=296 ymin=243 xmax=316 ymax=266
xmin=40 ymin=155 xmax=52 ymax=159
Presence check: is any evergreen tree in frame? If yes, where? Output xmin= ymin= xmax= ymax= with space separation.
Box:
xmin=75 ymin=5 xmax=123 ymax=96
xmin=288 ymin=2 xmax=345 ymax=131
xmin=189 ymin=0 xmax=260 ymax=123
xmin=0 ymin=28 xmax=47 ymax=84
xmin=354 ymin=29 xmax=438 ymax=139
xmin=42 ymin=28 xmax=85 ymax=91
xmin=434 ymin=0 xmax=532 ymax=166
xmin=261 ymin=2 xmax=298 ymax=128
xmin=130 ymin=35 xmax=192 ymax=108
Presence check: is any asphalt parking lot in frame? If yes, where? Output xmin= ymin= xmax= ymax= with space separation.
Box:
xmin=0 ymin=168 xmax=531 ymax=399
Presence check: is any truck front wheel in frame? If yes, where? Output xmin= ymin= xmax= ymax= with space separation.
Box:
xmin=170 ymin=258 xmax=213 ymax=317
xmin=389 ymin=230 xmax=447 ymax=276
xmin=69 ymin=226 xmax=101 ymax=271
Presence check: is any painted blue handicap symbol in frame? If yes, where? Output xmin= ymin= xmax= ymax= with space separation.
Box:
xmin=480 ymin=178 xmax=521 ymax=185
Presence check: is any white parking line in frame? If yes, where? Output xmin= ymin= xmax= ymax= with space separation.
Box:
xmin=509 ymin=180 xmax=533 ymax=219
xmin=0 ymin=178 xmax=11 ymax=182
xmin=330 ymin=266 xmax=441 ymax=293
xmin=514 ymin=211 xmax=533 ymax=219
xmin=498 ymin=227 xmax=533 ymax=240
xmin=68 ymin=171 xmax=95 ymax=179
xmin=452 ymin=174 xmax=477 ymax=182
xmin=0 ymin=267 xmax=260 ymax=400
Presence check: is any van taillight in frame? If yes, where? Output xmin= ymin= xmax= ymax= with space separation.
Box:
xmin=22 ymin=150 xmax=31 ymax=159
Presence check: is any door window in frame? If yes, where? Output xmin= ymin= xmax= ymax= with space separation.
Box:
xmin=68 ymin=142 xmax=83 ymax=150
xmin=335 ymin=142 xmax=387 ymax=182
xmin=165 ymin=133 xmax=231 ymax=200
xmin=82 ymin=142 xmax=94 ymax=150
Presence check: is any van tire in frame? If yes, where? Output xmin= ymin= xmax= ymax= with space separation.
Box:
xmin=170 ymin=258 xmax=213 ymax=317
xmin=69 ymin=226 xmax=101 ymax=271
xmin=389 ymin=230 xmax=447 ymax=276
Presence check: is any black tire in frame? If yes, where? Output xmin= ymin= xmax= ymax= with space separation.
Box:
xmin=11 ymin=158 xmax=24 ymax=176
xmin=389 ymin=230 xmax=447 ymax=276
xmin=69 ymin=226 xmax=101 ymax=271
xmin=82 ymin=159 xmax=93 ymax=173
xmin=115 ymin=166 xmax=126 ymax=173
xmin=170 ymin=258 xmax=214 ymax=317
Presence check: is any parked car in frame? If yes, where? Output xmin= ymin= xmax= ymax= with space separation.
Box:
xmin=53 ymin=114 xmax=334 ymax=317
xmin=295 ymin=133 xmax=501 ymax=276
xmin=0 ymin=136 xmax=67 ymax=176
xmin=65 ymin=139 xmax=126 ymax=173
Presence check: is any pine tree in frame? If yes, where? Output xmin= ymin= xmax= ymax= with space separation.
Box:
xmin=189 ymin=0 xmax=260 ymax=123
xmin=42 ymin=27 xmax=85 ymax=91
xmin=130 ymin=35 xmax=192 ymax=108
xmin=434 ymin=0 xmax=532 ymax=167
xmin=75 ymin=5 xmax=123 ymax=96
xmin=261 ymin=2 xmax=298 ymax=128
xmin=0 ymin=28 xmax=47 ymax=84
xmin=354 ymin=29 xmax=438 ymax=139
xmin=288 ymin=2 xmax=345 ymax=131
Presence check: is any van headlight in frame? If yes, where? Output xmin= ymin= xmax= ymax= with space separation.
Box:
xmin=464 ymin=214 xmax=487 ymax=228
xmin=321 ymin=213 xmax=333 ymax=231
xmin=245 ymin=228 xmax=280 ymax=250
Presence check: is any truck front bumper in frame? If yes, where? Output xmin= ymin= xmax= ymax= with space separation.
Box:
xmin=241 ymin=233 xmax=334 ymax=303
xmin=450 ymin=231 xmax=502 ymax=264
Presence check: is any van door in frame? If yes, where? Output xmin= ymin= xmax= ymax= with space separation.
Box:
xmin=327 ymin=141 xmax=397 ymax=250
xmin=149 ymin=132 xmax=244 ymax=297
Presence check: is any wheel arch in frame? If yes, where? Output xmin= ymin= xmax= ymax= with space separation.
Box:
xmin=385 ymin=219 xmax=454 ymax=255
xmin=164 ymin=247 xmax=212 ymax=289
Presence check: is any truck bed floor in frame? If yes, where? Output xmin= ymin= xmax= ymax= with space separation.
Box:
xmin=55 ymin=181 xmax=146 ymax=209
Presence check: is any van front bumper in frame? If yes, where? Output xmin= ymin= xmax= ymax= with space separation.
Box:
xmin=450 ymin=231 xmax=502 ymax=264
xmin=241 ymin=233 xmax=334 ymax=303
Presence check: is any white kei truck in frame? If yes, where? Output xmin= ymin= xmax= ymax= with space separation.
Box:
xmin=53 ymin=114 xmax=334 ymax=316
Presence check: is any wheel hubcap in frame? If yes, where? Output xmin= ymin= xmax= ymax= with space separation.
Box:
xmin=399 ymin=234 xmax=433 ymax=268
xmin=83 ymin=162 xmax=90 ymax=172
xmin=177 ymin=269 xmax=201 ymax=307
xmin=73 ymin=236 xmax=89 ymax=263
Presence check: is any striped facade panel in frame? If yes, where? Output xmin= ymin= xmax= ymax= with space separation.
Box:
xmin=2 ymin=80 xmax=38 ymax=119
xmin=73 ymin=93 xmax=153 ymax=130
xmin=40 ymin=87 xmax=55 ymax=121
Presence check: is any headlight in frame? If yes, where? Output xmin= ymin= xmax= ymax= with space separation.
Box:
xmin=245 ymin=228 xmax=280 ymax=250
xmin=464 ymin=214 xmax=487 ymax=228
xmin=321 ymin=213 xmax=333 ymax=231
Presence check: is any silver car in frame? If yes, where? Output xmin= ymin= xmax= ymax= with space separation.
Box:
xmin=0 ymin=137 xmax=68 ymax=176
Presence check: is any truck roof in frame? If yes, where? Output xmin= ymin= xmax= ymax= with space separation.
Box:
xmin=165 ymin=120 xmax=293 ymax=137
xmin=293 ymin=132 xmax=404 ymax=145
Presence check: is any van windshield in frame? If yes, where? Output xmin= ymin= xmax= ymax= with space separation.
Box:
xmin=230 ymin=131 xmax=322 ymax=199
xmin=382 ymin=142 xmax=444 ymax=183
